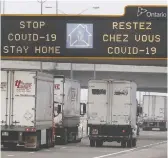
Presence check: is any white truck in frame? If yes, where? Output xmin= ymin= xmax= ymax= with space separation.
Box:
xmin=87 ymin=79 xmax=141 ymax=148
xmin=53 ymin=76 xmax=84 ymax=144
xmin=142 ymin=95 xmax=167 ymax=131
xmin=1 ymin=70 xmax=55 ymax=150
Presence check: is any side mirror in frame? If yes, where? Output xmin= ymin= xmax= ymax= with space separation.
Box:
xmin=57 ymin=105 xmax=61 ymax=114
xmin=80 ymin=103 xmax=86 ymax=115
xmin=139 ymin=107 xmax=143 ymax=114
xmin=137 ymin=106 xmax=143 ymax=116
xmin=83 ymin=103 xmax=86 ymax=114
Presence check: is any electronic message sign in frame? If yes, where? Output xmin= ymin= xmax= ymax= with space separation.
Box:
xmin=1 ymin=6 xmax=167 ymax=61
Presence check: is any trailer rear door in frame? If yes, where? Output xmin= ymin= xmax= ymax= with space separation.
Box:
xmin=88 ymin=80 xmax=109 ymax=124
xmin=10 ymin=71 xmax=36 ymax=127
xmin=111 ymin=81 xmax=132 ymax=125
xmin=1 ymin=71 xmax=10 ymax=126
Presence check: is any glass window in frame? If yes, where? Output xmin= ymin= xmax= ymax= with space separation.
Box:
xmin=92 ymin=89 xmax=106 ymax=95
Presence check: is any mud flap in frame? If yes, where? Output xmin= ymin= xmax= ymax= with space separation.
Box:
xmin=25 ymin=136 xmax=38 ymax=149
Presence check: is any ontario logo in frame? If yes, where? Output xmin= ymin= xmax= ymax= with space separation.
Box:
xmin=137 ymin=7 xmax=167 ymax=18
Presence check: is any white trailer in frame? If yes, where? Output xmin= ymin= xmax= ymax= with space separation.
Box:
xmin=1 ymin=70 xmax=55 ymax=150
xmin=142 ymin=95 xmax=167 ymax=131
xmin=87 ymin=79 xmax=140 ymax=148
xmin=53 ymin=76 xmax=83 ymax=144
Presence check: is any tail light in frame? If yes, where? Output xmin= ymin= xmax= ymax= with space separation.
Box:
xmin=25 ymin=127 xmax=36 ymax=132
xmin=122 ymin=130 xmax=126 ymax=133
xmin=92 ymin=129 xmax=98 ymax=135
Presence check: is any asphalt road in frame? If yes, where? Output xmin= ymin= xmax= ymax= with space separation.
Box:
xmin=1 ymin=130 xmax=167 ymax=158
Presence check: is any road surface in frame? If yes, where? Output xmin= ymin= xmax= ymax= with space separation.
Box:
xmin=1 ymin=131 xmax=167 ymax=158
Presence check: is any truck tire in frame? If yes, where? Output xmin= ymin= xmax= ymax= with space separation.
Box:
xmin=5 ymin=143 xmax=17 ymax=150
xmin=35 ymin=131 xmax=41 ymax=151
xmin=132 ymin=139 xmax=136 ymax=147
xmin=35 ymin=141 xmax=40 ymax=151
xmin=61 ymin=129 xmax=68 ymax=145
xmin=121 ymin=141 xmax=126 ymax=148
xmin=78 ymin=139 xmax=82 ymax=143
xmin=96 ymin=140 xmax=103 ymax=147
xmin=90 ymin=140 xmax=95 ymax=147
xmin=160 ymin=128 xmax=167 ymax=131
xmin=73 ymin=134 xmax=77 ymax=142
xmin=50 ymin=129 xmax=55 ymax=147
xmin=127 ymin=139 xmax=133 ymax=148
xmin=46 ymin=129 xmax=52 ymax=148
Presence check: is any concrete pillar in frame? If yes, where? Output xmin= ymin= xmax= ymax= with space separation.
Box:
xmin=40 ymin=62 xmax=43 ymax=72
xmin=93 ymin=64 xmax=96 ymax=79
xmin=70 ymin=63 xmax=73 ymax=79
xmin=139 ymin=91 xmax=141 ymax=104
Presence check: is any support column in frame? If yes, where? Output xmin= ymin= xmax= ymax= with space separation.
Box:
xmin=38 ymin=0 xmax=45 ymax=72
xmin=40 ymin=62 xmax=43 ymax=72
xmin=93 ymin=64 xmax=96 ymax=79
xmin=70 ymin=63 xmax=73 ymax=79
xmin=139 ymin=91 xmax=141 ymax=105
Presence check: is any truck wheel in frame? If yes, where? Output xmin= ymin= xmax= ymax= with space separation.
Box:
xmin=35 ymin=138 xmax=41 ymax=151
xmin=73 ymin=134 xmax=77 ymax=142
xmin=96 ymin=140 xmax=103 ymax=147
xmin=90 ymin=140 xmax=95 ymax=147
xmin=121 ymin=141 xmax=126 ymax=148
xmin=35 ymin=140 xmax=40 ymax=151
xmin=78 ymin=139 xmax=82 ymax=143
xmin=132 ymin=139 xmax=136 ymax=147
xmin=127 ymin=139 xmax=133 ymax=148
xmin=35 ymin=131 xmax=41 ymax=151
xmin=46 ymin=130 xmax=52 ymax=148
xmin=61 ymin=129 xmax=68 ymax=145
xmin=6 ymin=143 xmax=17 ymax=150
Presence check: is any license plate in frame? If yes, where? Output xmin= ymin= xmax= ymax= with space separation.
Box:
xmin=2 ymin=132 xmax=9 ymax=136
xmin=152 ymin=128 xmax=160 ymax=131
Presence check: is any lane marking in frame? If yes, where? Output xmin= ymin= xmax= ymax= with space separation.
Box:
xmin=140 ymin=148 xmax=148 ymax=151
xmin=93 ymin=141 xmax=167 ymax=158
xmin=61 ymin=147 xmax=67 ymax=149
xmin=44 ymin=149 xmax=50 ymax=151
xmin=140 ymin=132 xmax=167 ymax=136
xmin=29 ymin=152 xmax=35 ymax=154
xmin=7 ymin=155 xmax=14 ymax=157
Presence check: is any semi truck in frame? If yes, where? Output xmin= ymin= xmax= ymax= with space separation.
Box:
xmin=1 ymin=70 xmax=55 ymax=150
xmin=87 ymin=79 xmax=141 ymax=148
xmin=53 ymin=76 xmax=84 ymax=144
xmin=142 ymin=95 xmax=167 ymax=131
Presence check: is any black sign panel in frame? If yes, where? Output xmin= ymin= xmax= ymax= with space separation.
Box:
xmin=1 ymin=6 xmax=167 ymax=60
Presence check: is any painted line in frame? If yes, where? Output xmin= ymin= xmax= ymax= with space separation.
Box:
xmin=44 ymin=149 xmax=50 ymax=151
xmin=29 ymin=152 xmax=35 ymax=154
xmin=140 ymin=148 xmax=148 ymax=151
xmin=141 ymin=131 xmax=167 ymax=136
xmin=93 ymin=141 xmax=167 ymax=158
xmin=60 ymin=147 xmax=67 ymax=149
xmin=7 ymin=155 xmax=14 ymax=157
